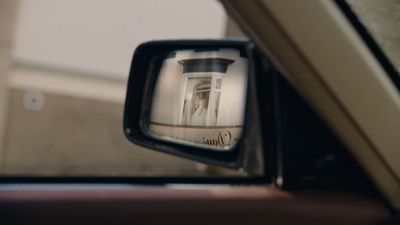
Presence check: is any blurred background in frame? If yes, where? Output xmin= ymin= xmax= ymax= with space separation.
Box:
xmin=1 ymin=0 xmax=389 ymax=177
xmin=0 ymin=0 xmax=245 ymax=177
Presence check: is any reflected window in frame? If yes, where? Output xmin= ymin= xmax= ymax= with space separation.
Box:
xmin=148 ymin=48 xmax=248 ymax=150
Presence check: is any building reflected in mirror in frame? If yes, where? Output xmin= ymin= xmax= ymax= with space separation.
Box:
xmin=149 ymin=49 xmax=248 ymax=150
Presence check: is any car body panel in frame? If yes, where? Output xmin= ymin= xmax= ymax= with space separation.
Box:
xmin=0 ymin=186 xmax=390 ymax=225
xmin=220 ymin=0 xmax=400 ymax=209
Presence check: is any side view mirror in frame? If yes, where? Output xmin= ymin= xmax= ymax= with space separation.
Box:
xmin=124 ymin=37 xmax=356 ymax=187
xmin=123 ymin=40 xmax=267 ymax=176
xmin=123 ymin=39 xmax=354 ymax=185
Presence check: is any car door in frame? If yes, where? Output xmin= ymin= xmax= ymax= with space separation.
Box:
xmin=0 ymin=0 xmax=398 ymax=224
xmin=221 ymin=0 xmax=400 ymax=210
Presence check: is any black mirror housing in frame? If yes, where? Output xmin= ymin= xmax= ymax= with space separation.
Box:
xmin=123 ymin=39 xmax=267 ymax=176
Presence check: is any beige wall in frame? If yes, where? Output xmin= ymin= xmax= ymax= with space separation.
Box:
xmin=4 ymin=74 xmax=242 ymax=176
xmin=13 ymin=0 xmax=226 ymax=80
xmin=3 ymin=66 xmax=242 ymax=176
xmin=3 ymin=88 xmax=195 ymax=176
xmin=0 ymin=1 xmax=245 ymax=177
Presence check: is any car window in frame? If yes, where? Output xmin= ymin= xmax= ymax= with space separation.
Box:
xmin=0 ymin=0 xmax=247 ymax=178
xmin=345 ymin=0 xmax=400 ymax=90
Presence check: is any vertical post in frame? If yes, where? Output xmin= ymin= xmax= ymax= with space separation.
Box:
xmin=0 ymin=0 xmax=19 ymax=172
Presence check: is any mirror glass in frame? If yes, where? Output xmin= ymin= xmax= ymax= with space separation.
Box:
xmin=146 ymin=48 xmax=248 ymax=151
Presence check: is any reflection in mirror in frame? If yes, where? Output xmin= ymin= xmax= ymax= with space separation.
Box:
xmin=146 ymin=48 xmax=248 ymax=151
